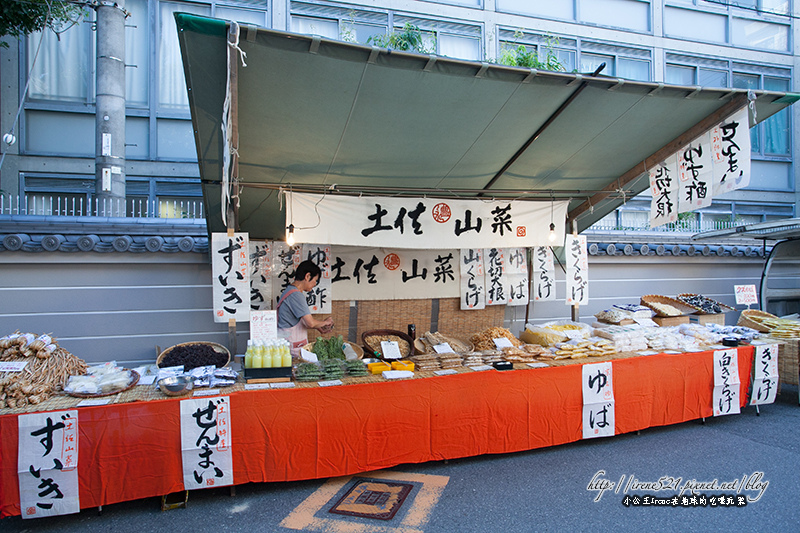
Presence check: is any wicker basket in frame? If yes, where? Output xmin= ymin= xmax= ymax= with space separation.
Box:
xmin=156 ymin=341 xmax=231 ymax=368
xmin=300 ymin=341 xmax=363 ymax=361
xmin=414 ymin=334 xmax=474 ymax=355
xmin=737 ymin=309 xmax=778 ymax=333
xmin=676 ymin=293 xmax=736 ymax=315
xmin=774 ymin=338 xmax=800 ymax=386
xmin=362 ymin=329 xmax=414 ymax=359
xmin=640 ymin=294 xmax=697 ymax=317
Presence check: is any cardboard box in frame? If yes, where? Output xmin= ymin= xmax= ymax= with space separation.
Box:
xmin=689 ymin=313 xmax=726 ymax=325
xmin=653 ymin=315 xmax=690 ymax=327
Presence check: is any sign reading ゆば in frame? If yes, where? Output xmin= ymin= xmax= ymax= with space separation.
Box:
xmin=286 ymin=193 xmax=569 ymax=249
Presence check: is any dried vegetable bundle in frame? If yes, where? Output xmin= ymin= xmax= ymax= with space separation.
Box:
xmin=416 ymin=331 xmax=471 ymax=354
xmin=0 ymin=331 xmax=88 ymax=409
xmin=470 ymin=327 xmax=523 ymax=350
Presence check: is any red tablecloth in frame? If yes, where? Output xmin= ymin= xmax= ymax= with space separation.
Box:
xmin=0 ymin=347 xmax=754 ymax=517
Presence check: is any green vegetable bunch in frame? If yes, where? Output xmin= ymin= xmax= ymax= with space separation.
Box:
xmin=311 ymin=335 xmax=345 ymax=360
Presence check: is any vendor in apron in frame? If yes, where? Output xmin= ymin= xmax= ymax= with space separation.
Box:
xmin=277 ymin=260 xmax=334 ymax=360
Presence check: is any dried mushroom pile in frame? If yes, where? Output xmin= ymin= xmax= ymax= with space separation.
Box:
xmin=1 ymin=332 xmax=88 ymax=409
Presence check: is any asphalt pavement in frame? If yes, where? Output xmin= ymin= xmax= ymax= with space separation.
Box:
xmin=3 ymin=385 xmax=799 ymax=533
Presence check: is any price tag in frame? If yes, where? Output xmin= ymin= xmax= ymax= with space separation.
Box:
xmin=193 ymin=388 xmax=221 ymax=397
xmin=433 ymin=343 xmax=455 ymax=354
xmin=470 ymin=364 xmax=493 ymax=372
xmin=318 ymin=379 xmax=343 ymax=387
xmin=381 ymin=341 xmax=402 ymax=360
xmin=270 ymin=382 xmax=296 ymax=389
xmin=492 ymin=337 xmax=514 ymax=349
xmin=434 ymin=369 xmax=458 ymax=376
xmin=734 ymin=284 xmax=758 ymax=306
xmin=77 ymin=398 xmax=111 ymax=407
xmin=527 ymin=362 xmax=549 ymax=369
xmin=245 ymin=383 xmax=271 ymax=390
xmin=0 ymin=361 xmax=27 ymax=372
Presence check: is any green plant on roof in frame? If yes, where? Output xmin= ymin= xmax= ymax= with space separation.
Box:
xmin=368 ymin=22 xmax=435 ymax=54
xmin=497 ymin=31 xmax=565 ymax=72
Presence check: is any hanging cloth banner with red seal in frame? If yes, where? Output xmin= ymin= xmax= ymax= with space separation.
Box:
xmin=286 ymin=193 xmax=569 ymax=249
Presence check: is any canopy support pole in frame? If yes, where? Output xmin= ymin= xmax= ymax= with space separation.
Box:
xmin=478 ymin=64 xmax=606 ymax=196
xmin=226 ymin=22 xmax=241 ymax=356
xmin=568 ymin=93 xmax=749 ymax=228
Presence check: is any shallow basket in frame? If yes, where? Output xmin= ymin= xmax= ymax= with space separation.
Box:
xmin=737 ymin=309 xmax=778 ymax=333
xmin=414 ymin=334 xmax=474 ymax=355
xmin=676 ymin=293 xmax=736 ymax=315
xmin=66 ymin=370 xmax=140 ymax=398
xmin=300 ymin=341 xmax=364 ymax=362
xmin=362 ymin=329 xmax=414 ymax=359
xmin=156 ymin=341 xmax=231 ymax=368
xmin=640 ymin=294 xmax=698 ymax=317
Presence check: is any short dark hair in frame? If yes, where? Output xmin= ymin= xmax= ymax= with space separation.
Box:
xmin=294 ymin=260 xmax=321 ymax=281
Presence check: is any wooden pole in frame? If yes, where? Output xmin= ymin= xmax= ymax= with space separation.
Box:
xmin=227 ymin=23 xmax=240 ymax=357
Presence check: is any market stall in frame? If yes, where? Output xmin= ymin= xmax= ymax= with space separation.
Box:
xmin=0 ymin=345 xmax=757 ymax=518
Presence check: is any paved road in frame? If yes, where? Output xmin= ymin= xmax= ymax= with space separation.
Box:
xmin=3 ymin=385 xmax=799 ymax=533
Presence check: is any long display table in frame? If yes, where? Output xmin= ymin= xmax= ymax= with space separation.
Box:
xmin=0 ymin=347 xmax=754 ymax=518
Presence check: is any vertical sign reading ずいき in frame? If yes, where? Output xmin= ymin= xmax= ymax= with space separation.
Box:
xmin=18 ymin=410 xmax=80 ymax=519
xmin=211 ymin=233 xmax=250 ymax=323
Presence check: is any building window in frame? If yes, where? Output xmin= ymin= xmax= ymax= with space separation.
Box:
xmin=732 ymin=72 xmax=790 ymax=156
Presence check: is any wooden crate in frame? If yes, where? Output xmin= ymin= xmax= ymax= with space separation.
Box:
xmin=653 ymin=315 xmax=690 ymax=327
xmin=689 ymin=313 xmax=726 ymax=325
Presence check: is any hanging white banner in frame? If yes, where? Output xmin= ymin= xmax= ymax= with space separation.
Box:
xmin=751 ymin=343 xmax=779 ymax=406
xmin=713 ymin=349 xmax=741 ymax=416
xmin=678 ymin=132 xmax=714 ymax=213
xmin=287 ymin=193 xmax=569 ymax=249
xmin=18 ymin=410 xmax=79 ymax=519
xmin=460 ymin=249 xmax=485 ymax=310
xmin=532 ymin=247 xmax=556 ymax=302
xmin=180 ymin=397 xmax=234 ymax=489
xmin=582 ymin=362 xmax=615 ymax=439
xmin=301 ymin=244 xmax=333 ymax=314
xmin=711 ymin=107 xmax=751 ymax=195
xmin=565 ymin=235 xmax=588 ymax=306
xmin=649 ymin=155 xmax=679 ymax=228
xmin=249 ymin=240 xmax=273 ymax=311
xmin=484 ymin=248 xmax=508 ymax=305
xmin=211 ymin=233 xmax=250 ymax=323
xmin=271 ymin=242 xmax=302 ymax=308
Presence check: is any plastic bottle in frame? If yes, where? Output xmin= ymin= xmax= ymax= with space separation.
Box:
xmin=281 ymin=340 xmax=292 ymax=367
xmin=251 ymin=341 xmax=264 ymax=369
xmin=260 ymin=340 xmax=272 ymax=368
xmin=271 ymin=340 xmax=282 ymax=368
xmin=244 ymin=340 xmax=254 ymax=369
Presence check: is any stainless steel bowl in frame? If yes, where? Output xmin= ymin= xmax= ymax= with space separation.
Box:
xmin=362 ymin=357 xmax=380 ymax=365
xmin=157 ymin=375 xmax=194 ymax=396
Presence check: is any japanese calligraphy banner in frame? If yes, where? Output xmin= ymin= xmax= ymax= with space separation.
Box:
xmin=532 ymin=247 xmax=556 ymax=302
xmin=248 ymin=240 xmax=273 ymax=312
xmin=460 ymin=249 xmax=485 ymax=310
xmin=301 ymin=244 xmax=333 ymax=314
xmin=649 ymin=155 xmax=679 ymax=228
xmin=711 ymin=107 xmax=751 ymax=195
xmin=287 ymin=193 xmax=569 ymax=249
xmin=18 ymin=410 xmax=79 ymax=519
xmin=650 ymin=108 xmax=751 ymax=227
xmin=582 ymin=362 xmax=615 ymax=439
xmin=713 ymin=349 xmax=741 ymax=416
xmin=750 ymin=343 xmax=779 ymax=406
xmin=565 ymin=235 xmax=588 ymax=306
xmin=211 ymin=233 xmax=250 ymax=323
xmin=180 ymin=397 xmax=233 ymax=490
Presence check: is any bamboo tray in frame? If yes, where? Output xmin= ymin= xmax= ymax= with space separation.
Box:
xmin=414 ymin=333 xmax=473 ymax=355
xmin=737 ymin=309 xmax=779 ymax=333
xmin=640 ymin=294 xmax=698 ymax=317
xmin=676 ymin=293 xmax=736 ymax=315
xmin=362 ymin=329 xmax=414 ymax=359
xmin=157 ymin=341 xmax=230 ymax=368
xmin=65 ymin=370 xmax=140 ymax=398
